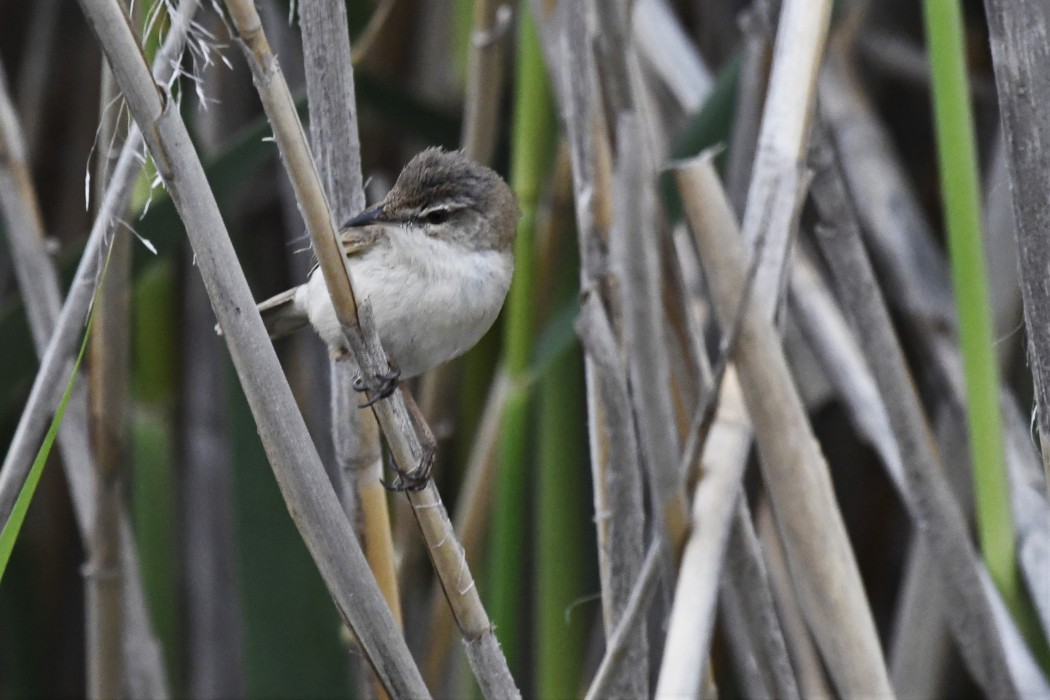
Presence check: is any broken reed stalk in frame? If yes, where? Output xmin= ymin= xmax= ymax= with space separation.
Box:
xmin=85 ymin=62 xmax=128 ymax=699
xmin=653 ymin=371 xmax=755 ymax=699
xmin=736 ymin=0 xmax=829 ymax=311
xmin=674 ymin=1 xmax=888 ymax=694
xmin=655 ymin=215 xmax=794 ymax=698
xmin=556 ymin=2 xmax=649 ymax=695
xmin=75 ymin=0 xmax=428 ymax=694
xmin=579 ymin=8 xmax=701 ymax=636
xmin=220 ymin=1 xmax=517 ymax=695
xmin=604 ymin=10 xmax=798 ymax=691
xmin=983 ymin=0 xmax=1050 ymax=496
xmin=296 ymin=0 xmax=403 ymax=654
xmin=615 ymin=4 xmax=699 ymax=551
xmin=675 ymin=153 xmax=893 ymax=696
xmin=611 ymin=115 xmax=688 ymax=553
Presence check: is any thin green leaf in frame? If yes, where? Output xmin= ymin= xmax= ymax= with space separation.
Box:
xmin=921 ymin=0 xmax=1018 ymax=613
xmin=0 ymin=247 xmax=109 ymax=582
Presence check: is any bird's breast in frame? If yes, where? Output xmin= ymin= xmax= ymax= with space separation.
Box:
xmin=301 ymin=231 xmax=512 ymax=377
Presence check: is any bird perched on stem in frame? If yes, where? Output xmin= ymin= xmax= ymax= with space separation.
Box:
xmin=257 ymin=147 xmax=520 ymax=392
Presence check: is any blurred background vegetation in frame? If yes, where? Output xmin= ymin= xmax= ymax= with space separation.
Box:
xmin=0 ymin=0 xmax=1047 ymax=697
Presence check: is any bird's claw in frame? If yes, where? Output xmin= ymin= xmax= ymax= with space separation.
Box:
xmin=382 ymin=443 xmax=436 ymax=492
xmin=352 ymin=367 xmax=401 ymax=407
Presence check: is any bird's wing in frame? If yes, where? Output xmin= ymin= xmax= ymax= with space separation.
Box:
xmin=254 ymin=227 xmax=386 ymax=341
xmin=257 ymin=286 xmax=307 ymax=339
xmin=306 ymin=224 xmax=387 ymax=277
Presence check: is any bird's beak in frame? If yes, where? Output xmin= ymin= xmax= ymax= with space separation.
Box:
xmin=342 ymin=206 xmax=385 ymax=228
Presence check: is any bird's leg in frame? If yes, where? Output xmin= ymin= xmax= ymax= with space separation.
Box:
xmin=381 ymin=384 xmax=436 ymax=492
xmin=351 ymin=361 xmax=401 ymax=408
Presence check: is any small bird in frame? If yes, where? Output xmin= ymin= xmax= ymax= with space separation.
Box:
xmin=257 ymin=147 xmax=519 ymax=386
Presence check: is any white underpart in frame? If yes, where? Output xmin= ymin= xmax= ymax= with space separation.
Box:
xmin=294 ymin=227 xmax=513 ymax=378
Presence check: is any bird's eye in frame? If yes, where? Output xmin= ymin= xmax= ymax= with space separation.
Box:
xmin=421 ymin=208 xmax=452 ymax=225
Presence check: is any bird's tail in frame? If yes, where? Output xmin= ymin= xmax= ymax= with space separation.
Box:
xmin=257 ymin=287 xmax=309 ymax=339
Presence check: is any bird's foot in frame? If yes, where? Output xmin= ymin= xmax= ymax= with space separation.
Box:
xmin=352 ymin=366 xmax=401 ymax=407
xmin=382 ymin=443 xmax=435 ymax=492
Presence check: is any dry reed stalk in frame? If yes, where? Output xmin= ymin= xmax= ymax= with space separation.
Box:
xmin=598 ymin=0 xmax=695 ymax=562
xmin=177 ymin=16 xmax=247 ymax=691
xmin=821 ymin=49 xmax=1050 ymax=656
xmin=788 ymin=253 xmax=904 ymax=486
xmin=421 ymin=370 xmax=509 ymax=689
xmin=221 ymin=1 xmax=517 ymax=694
xmin=725 ymin=3 xmax=773 ymax=212
xmin=461 ymin=0 xmax=512 ymax=164
xmin=180 ymin=268 xmax=245 ymax=698
xmin=809 ymin=120 xmax=1044 ymax=696
xmin=584 ymin=540 xmax=664 ymax=700
xmin=0 ymin=6 xmax=214 ymax=690
xmin=296 ymin=0 xmax=403 ymax=673
xmin=76 ymin=0 xmax=429 ymax=692
xmin=756 ymin=500 xmax=833 ymax=699
xmin=736 ymin=0 xmax=829 ymax=313
xmin=630 ymin=0 xmax=713 ymax=114
xmin=676 ymin=153 xmax=892 ymax=696
xmin=417 ymin=0 xmax=513 ymax=487
xmin=718 ymin=580 xmax=770 ymax=699
xmin=659 ymin=231 xmax=708 ymax=440
xmin=656 ymin=225 xmax=792 ymax=697
xmin=610 ymin=114 xmax=688 ymax=552
xmin=552 ymin=2 xmax=649 ymax=695
xmin=983 ymin=0 xmax=1050 ymax=492
xmin=722 ymin=497 xmax=800 ymax=699
xmin=589 ymin=0 xmax=632 ymax=134
xmin=416 ymin=0 xmax=513 ymax=435
xmin=981 ymin=136 xmax=1023 ymax=370
xmin=85 ymin=62 xmax=128 ymax=699
xmin=818 ymin=56 xmax=956 ymax=333
xmin=889 ymin=540 xmax=952 ymax=696
xmin=726 ymin=12 xmax=907 ymax=493
xmin=679 ymin=1 xmax=889 ymax=693
xmin=653 ymin=372 xmax=755 ymax=698
xmin=616 ymin=18 xmax=798 ymax=694
xmin=13 ymin=0 xmax=60 ymax=161
xmin=726 ymin=497 xmax=797 ymax=700
xmin=349 ymin=410 xmax=402 ymax=626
